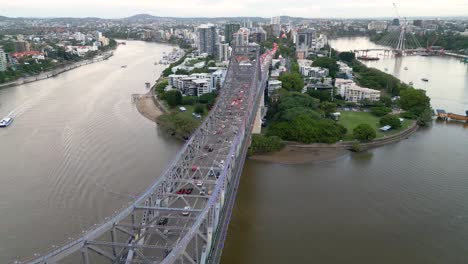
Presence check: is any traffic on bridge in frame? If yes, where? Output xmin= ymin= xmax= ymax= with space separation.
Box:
xmin=21 ymin=43 xmax=277 ymax=264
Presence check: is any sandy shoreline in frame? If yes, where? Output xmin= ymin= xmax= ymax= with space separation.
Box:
xmin=135 ymin=93 xmax=163 ymax=122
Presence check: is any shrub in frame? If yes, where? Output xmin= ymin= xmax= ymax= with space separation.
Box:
xmin=380 ymin=114 xmax=402 ymax=129
xmin=194 ymin=104 xmax=205 ymax=115
xmin=182 ymin=96 xmax=198 ymax=105
xmin=371 ymin=106 xmax=392 ymax=117
xmin=353 ymin=124 xmax=377 ymax=142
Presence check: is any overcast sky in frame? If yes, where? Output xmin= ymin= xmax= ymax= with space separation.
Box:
xmin=2 ymin=0 xmax=468 ymax=18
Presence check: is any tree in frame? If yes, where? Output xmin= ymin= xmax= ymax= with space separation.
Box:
xmin=380 ymin=95 xmax=393 ymax=107
xmin=278 ymin=72 xmax=304 ymax=92
xmin=163 ymin=90 xmax=182 ymax=108
xmin=312 ymin=57 xmax=339 ymax=77
xmin=320 ymin=102 xmax=337 ymax=117
xmin=307 ymin=89 xmax=332 ymax=102
xmin=194 ymin=104 xmax=205 ymax=115
xmin=338 ymin=52 xmax=355 ymax=63
xmin=353 ymin=124 xmax=377 ymax=142
xmin=182 ymin=96 xmax=198 ymax=105
xmin=370 ymin=106 xmax=392 ymax=117
xmin=399 ymin=88 xmax=431 ymax=116
xmin=380 ymin=114 xmax=402 ymax=129
xmin=277 ymin=93 xmax=319 ymax=112
xmin=248 ymin=135 xmax=285 ymax=155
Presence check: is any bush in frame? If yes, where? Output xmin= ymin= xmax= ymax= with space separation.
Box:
xmin=157 ymin=113 xmax=199 ymax=140
xmin=380 ymin=114 xmax=402 ymax=129
xmin=155 ymin=80 xmax=168 ymax=96
xmin=400 ymin=112 xmax=417 ymax=119
xmin=194 ymin=104 xmax=205 ymax=115
xmin=248 ymin=135 xmax=285 ymax=155
xmin=353 ymin=124 xmax=377 ymax=142
xmin=163 ymin=90 xmax=182 ymax=108
xmin=182 ymin=96 xmax=198 ymax=105
xmin=278 ymin=72 xmax=304 ymax=92
xmin=371 ymin=106 xmax=392 ymax=117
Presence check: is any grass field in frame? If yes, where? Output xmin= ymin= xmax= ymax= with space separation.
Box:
xmin=174 ymin=105 xmax=207 ymax=120
xmin=338 ymin=111 xmax=414 ymax=140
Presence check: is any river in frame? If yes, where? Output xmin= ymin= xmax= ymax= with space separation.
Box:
xmin=221 ymin=37 xmax=468 ymax=264
xmin=0 ymin=41 xmax=181 ymax=262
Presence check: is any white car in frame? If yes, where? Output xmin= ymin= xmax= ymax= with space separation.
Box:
xmin=195 ymin=180 xmax=203 ymax=187
xmin=182 ymin=206 xmax=191 ymax=216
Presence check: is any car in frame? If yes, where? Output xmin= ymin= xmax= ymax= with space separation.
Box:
xmin=200 ymin=187 xmax=206 ymax=196
xmin=191 ymin=166 xmax=198 ymax=172
xmin=176 ymin=189 xmax=185 ymax=194
xmin=195 ymin=180 xmax=203 ymax=187
xmin=182 ymin=206 xmax=191 ymax=216
xmin=157 ymin=218 xmax=168 ymax=226
xmin=185 ymin=188 xmax=193 ymax=194
xmin=208 ymin=147 xmax=214 ymax=152
xmin=203 ymin=145 xmax=210 ymax=150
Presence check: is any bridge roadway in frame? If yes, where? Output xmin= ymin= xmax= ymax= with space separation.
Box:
xmin=19 ymin=44 xmax=276 ymax=264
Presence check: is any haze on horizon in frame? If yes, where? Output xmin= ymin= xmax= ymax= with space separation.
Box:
xmin=2 ymin=0 xmax=468 ymax=19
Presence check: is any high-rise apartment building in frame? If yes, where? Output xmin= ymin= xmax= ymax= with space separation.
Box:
xmin=197 ymin=24 xmax=218 ymax=57
xmin=233 ymin=28 xmax=250 ymax=46
xmin=0 ymin=48 xmax=7 ymax=72
xmin=296 ymin=28 xmax=316 ymax=53
xmin=14 ymin=40 xmax=31 ymax=52
xmin=224 ymin=24 xmax=240 ymax=44
xmin=271 ymin=16 xmax=281 ymax=25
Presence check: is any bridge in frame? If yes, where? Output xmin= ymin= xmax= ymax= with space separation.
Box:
xmin=19 ymin=43 xmax=277 ymax=264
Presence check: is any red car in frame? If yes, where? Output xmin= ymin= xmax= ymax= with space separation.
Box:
xmin=176 ymin=189 xmax=185 ymax=194
xmin=191 ymin=166 xmax=198 ymax=172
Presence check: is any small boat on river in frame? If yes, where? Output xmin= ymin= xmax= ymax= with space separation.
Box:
xmin=422 ymin=78 xmax=429 ymax=82
xmin=0 ymin=117 xmax=13 ymax=127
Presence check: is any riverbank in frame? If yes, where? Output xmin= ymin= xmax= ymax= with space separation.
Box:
xmin=0 ymin=52 xmax=113 ymax=89
xmin=251 ymin=121 xmax=419 ymax=164
xmin=135 ymin=93 xmax=164 ymax=122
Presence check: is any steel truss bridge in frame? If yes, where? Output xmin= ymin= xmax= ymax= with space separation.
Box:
xmin=20 ymin=44 xmax=277 ymax=264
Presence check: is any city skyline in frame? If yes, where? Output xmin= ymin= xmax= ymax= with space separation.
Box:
xmin=2 ymin=0 xmax=468 ymax=19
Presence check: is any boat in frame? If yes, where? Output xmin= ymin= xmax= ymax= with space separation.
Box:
xmin=357 ymin=56 xmax=380 ymax=61
xmin=404 ymin=67 xmax=408 ymax=70
xmin=121 ymin=65 xmax=127 ymax=68
xmin=0 ymin=117 xmax=13 ymax=127
xmin=422 ymin=78 xmax=429 ymax=82
xmin=145 ymin=82 xmax=151 ymax=88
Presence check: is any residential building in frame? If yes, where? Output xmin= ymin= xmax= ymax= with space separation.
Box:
xmin=337 ymin=61 xmax=353 ymax=79
xmin=233 ymin=28 xmax=250 ymax=46
xmin=0 ymin=48 xmax=7 ymax=72
xmin=272 ymin=24 xmax=281 ymax=37
xmin=301 ymin=66 xmax=329 ymax=78
xmin=296 ymin=28 xmax=316 ymax=56
xmin=268 ymin=79 xmax=282 ymax=96
xmin=197 ymin=24 xmax=218 ymax=57
xmin=14 ymin=40 xmax=31 ymax=52
xmin=368 ymin=21 xmax=388 ymax=31
xmin=217 ymin=43 xmax=231 ymax=62
xmin=336 ymin=79 xmax=381 ymax=102
xmin=271 ymin=16 xmax=281 ymax=25
xmin=250 ymin=27 xmax=267 ymax=44
xmin=224 ymin=24 xmax=240 ymax=44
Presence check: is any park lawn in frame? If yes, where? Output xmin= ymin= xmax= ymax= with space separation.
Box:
xmin=338 ymin=111 xmax=414 ymax=140
xmin=173 ymin=105 xmax=207 ymax=120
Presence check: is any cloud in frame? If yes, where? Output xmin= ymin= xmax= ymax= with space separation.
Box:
xmin=2 ymin=0 xmax=467 ymax=18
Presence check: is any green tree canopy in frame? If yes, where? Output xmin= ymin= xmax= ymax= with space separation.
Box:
xmin=312 ymin=57 xmax=339 ymax=77
xmin=353 ymin=124 xmax=377 ymax=142
xmin=194 ymin=104 xmax=206 ymax=114
xmin=370 ymin=106 xmax=392 ymax=117
xmin=163 ymin=90 xmax=182 ymax=108
xmin=320 ymin=102 xmax=337 ymax=117
xmin=338 ymin=52 xmax=356 ymax=63
xmin=380 ymin=114 xmax=402 ymax=129
xmin=399 ymin=88 xmax=431 ymax=116
xmin=278 ymin=72 xmax=304 ymax=92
